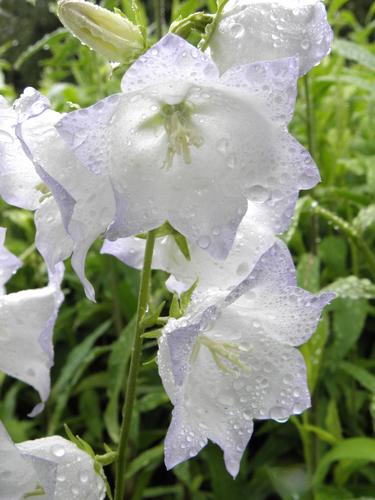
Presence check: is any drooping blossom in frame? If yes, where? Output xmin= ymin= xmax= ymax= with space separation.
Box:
xmin=0 ymin=228 xmax=64 ymax=415
xmin=56 ymin=33 xmax=320 ymax=261
xmin=158 ymin=241 xmax=334 ymax=477
xmin=102 ymin=206 xmax=275 ymax=293
xmin=0 ymin=421 xmax=106 ymax=499
xmin=209 ymin=0 xmax=333 ymax=76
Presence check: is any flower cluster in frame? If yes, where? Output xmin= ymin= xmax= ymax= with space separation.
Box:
xmin=0 ymin=0 xmax=334 ymax=492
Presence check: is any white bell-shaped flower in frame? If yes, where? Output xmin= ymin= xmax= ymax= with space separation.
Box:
xmin=0 ymin=422 xmax=106 ymax=499
xmin=56 ymin=33 xmax=320 ymax=260
xmin=158 ymin=241 xmax=334 ymax=477
xmin=209 ymin=0 xmax=333 ymax=76
xmin=0 ymin=229 xmax=64 ymax=415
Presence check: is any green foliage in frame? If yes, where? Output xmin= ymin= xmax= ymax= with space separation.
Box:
xmin=0 ymin=0 xmax=374 ymax=498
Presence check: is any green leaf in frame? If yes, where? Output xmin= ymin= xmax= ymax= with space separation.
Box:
xmin=353 ymin=204 xmax=375 ymax=232
xmin=333 ymin=39 xmax=375 ymax=70
xmin=323 ymin=276 xmax=375 ymax=300
xmin=104 ymin=317 xmax=136 ymax=443
xmin=301 ymin=424 xmax=339 ymax=446
xmin=48 ymin=321 xmax=112 ymax=434
xmin=314 ymin=438 xmax=375 ymax=484
xmin=329 ymin=298 xmax=367 ymax=361
xmin=125 ymin=444 xmax=164 ymax=479
xmin=301 ymin=312 xmax=329 ymax=393
xmin=325 ymin=399 xmax=343 ymax=441
xmin=297 ymin=253 xmax=320 ymax=292
xmin=340 ymin=362 xmax=375 ymax=392
xmin=319 ymin=236 xmax=348 ymax=278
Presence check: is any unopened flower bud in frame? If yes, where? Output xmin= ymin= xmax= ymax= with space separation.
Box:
xmin=57 ymin=0 xmax=145 ymax=63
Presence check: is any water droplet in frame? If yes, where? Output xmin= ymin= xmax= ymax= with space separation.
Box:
xmin=246 ymin=185 xmax=269 ymax=203
xmin=226 ymin=154 xmax=237 ymax=169
xmin=269 ymin=406 xmax=289 ymax=423
xmin=230 ymin=23 xmax=245 ymax=39
xmin=301 ymin=39 xmax=310 ymax=50
xmin=216 ymin=138 xmax=228 ymax=155
xmin=79 ymin=471 xmax=89 ymax=483
xmin=52 ymin=444 xmax=65 ymax=458
xmin=56 ymin=473 xmax=66 ymax=482
xmin=197 ymin=235 xmax=211 ymax=249
xmin=293 ymin=402 xmax=304 ymax=415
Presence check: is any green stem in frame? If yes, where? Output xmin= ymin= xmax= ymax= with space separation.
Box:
xmin=199 ymin=0 xmax=229 ymax=51
xmin=153 ymin=0 xmax=163 ymax=40
xmin=303 ymin=74 xmax=316 ymax=160
xmin=114 ymin=229 xmax=156 ymax=500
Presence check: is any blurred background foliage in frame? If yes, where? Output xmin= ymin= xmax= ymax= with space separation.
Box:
xmin=0 ymin=0 xmax=375 ymax=499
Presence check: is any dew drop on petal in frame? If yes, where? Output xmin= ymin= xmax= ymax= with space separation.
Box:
xmin=216 ymin=138 xmax=228 ymax=155
xmin=230 ymin=23 xmax=245 ymax=39
xmin=79 ymin=471 xmax=89 ymax=483
xmin=246 ymin=185 xmax=269 ymax=203
xmin=197 ymin=235 xmax=211 ymax=249
xmin=293 ymin=402 xmax=305 ymax=415
xmin=269 ymin=406 xmax=289 ymax=423
xmin=301 ymin=39 xmax=311 ymax=50
xmin=52 ymin=444 xmax=66 ymax=458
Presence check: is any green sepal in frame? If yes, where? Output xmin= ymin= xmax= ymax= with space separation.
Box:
xmin=170 ymin=12 xmax=213 ymax=39
xmin=140 ymin=301 xmax=166 ymax=329
xmin=169 ymin=279 xmax=199 ymax=319
xmin=23 ymin=486 xmax=45 ymax=498
xmin=142 ymin=354 xmax=157 ymax=366
xmin=137 ymin=221 xmax=191 ymax=261
xmin=141 ymin=328 xmax=163 ymax=339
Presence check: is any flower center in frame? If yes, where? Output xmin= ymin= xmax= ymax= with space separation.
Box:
xmin=191 ymin=334 xmax=250 ymax=375
xmin=160 ymin=102 xmax=203 ymax=168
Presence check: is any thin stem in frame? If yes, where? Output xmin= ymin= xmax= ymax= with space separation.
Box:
xmin=114 ymin=229 xmax=156 ymax=500
xmin=199 ymin=0 xmax=229 ymax=51
xmin=303 ymin=74 xmax=316 ymax=160
xmin=153 ymin=0 xmax=164 ymax=40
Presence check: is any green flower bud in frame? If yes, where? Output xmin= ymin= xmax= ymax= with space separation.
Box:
xmin=57 ymin=0 xmax=145 ymax=63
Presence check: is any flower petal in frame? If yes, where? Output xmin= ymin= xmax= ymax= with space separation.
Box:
xmin=17 ymin=90 xmax=116 ymax=300
xmin=210 ymin=0 xmax=333 ymax=76
xmin=226 ymin=240 xmax=335 ymax=345
xmin=0 ymin=227 xmax=22 ymax=295
xmin=121 ymin=33 xmax=219 ymax=94
xmin=0 ymin=273 xmax=64 ymax=415
xmin=0 ymin=422 xmax=40 ymax=500
xmin=17 ymin=436 xmax=106 ymax=500
xmin=0 ymin=96 xmax=41 ymax=210
xmin=35 ymin=197 xmax=74 ymax=275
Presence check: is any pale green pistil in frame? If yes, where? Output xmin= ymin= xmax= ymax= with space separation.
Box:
xmin=161 ymin=102 xmax=203 ymax=168
xmin=191 ymin=335 xmax=250 ymax=375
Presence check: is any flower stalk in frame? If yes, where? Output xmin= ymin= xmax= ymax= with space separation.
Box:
xmin=114 ymin=229 xmax=157 ymax=500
